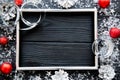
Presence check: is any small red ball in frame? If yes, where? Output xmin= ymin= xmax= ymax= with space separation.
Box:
xmin=0 ymin=36 xmax=8 ymax=45
xmin=109 ymin=27 xmax=120 ymax=38
xmin=15 ymin=0 xmax=23 ymax=6
xmin=98 ymin=0 xmax=110 ymax=8
xmin=0 ymin=62 xmax=12 ymax=74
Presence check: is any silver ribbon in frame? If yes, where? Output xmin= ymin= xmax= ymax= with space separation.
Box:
xmin=92 ymin=39 xmax=114 ymax=58
xmin=20 ymin=2 xmax=42 ymax=30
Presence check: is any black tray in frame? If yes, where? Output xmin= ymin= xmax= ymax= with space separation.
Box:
xmin=16 ymin=9 xmax=98 ymax=70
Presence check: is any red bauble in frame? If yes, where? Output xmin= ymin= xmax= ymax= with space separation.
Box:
xmin=109 ymin=27 xmax=120 ymax=38
xmin=98 ymin=0 xmax=110 ymax=8
xmin=0 ymin=62 xmax=12 ymax=74
xmin=0 ymin=36 xmax=8 ymax=45
xmin=15 ymin=0 xmax=23 ymax=6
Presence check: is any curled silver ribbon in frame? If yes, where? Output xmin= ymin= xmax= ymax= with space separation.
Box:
xmin=92 ymin=39 xmax=114 ymax=58
xmin=20 ymin=2 xmax=42 ymax=30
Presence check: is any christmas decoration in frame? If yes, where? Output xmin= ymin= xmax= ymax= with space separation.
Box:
xmin=1 ymin=3 xmax=19 ymax=26
xmin=20 ymin=1 xmax=42 ymax=30
xmin=0 ymin=62 xmax=12 ymax=74
xmin=98 ymin=65 xmax=115 ymax=80
xmin=0 ymin=36 xmax=9 ymax=45
xmin=98 ymin=0 xmax=110 ymax=8
xmin=109 ymin=27 xmax=120 ymax=38
xmin=51 ymin=70 xmax=69 ymax=80
xmin=54 ymin=0 xmax=78 ymax=8
xmin=15 ymin=0 xmax=23 ymax=6
xmin=92 ymin=39 xmax=114 ymax=58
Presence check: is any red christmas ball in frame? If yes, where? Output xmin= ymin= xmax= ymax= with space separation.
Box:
xmin=15 ymin=0 xmax=23 ymax=6
xmin=0 ymin=36 xmax=8 ymax=45
xmin=98 ymin=0 xmax=110 ymax=8
xmin=109 ymin=27 xmax=120 ymax=38
xmin=0 ymin=62 xmax=12 ymax=74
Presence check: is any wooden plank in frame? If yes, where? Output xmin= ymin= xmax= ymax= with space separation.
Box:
xmin=19 ymin=42 xmax=95 ymax=67
xmin=20 ymin=12 xmax=94 ymax=43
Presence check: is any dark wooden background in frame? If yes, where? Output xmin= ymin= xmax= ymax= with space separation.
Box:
xmin=19 ymin=12 xmax=95 ymax=67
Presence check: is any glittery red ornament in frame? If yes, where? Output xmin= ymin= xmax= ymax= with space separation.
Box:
xmin=98 ymin=0 xmax=110 ymax=8
xmin=109 ymin=27 xmax=120 ymax=38
xmin=0 ymin=36 xmax=8 ymax=45
xmin=0 ymin=62 xmax=12 ymax=74
xmin=15 ymin=0 xmax=23 ymax=6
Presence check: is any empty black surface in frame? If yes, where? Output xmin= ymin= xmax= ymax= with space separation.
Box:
xmin=19 ymin=12 xmax=95 ymax=67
